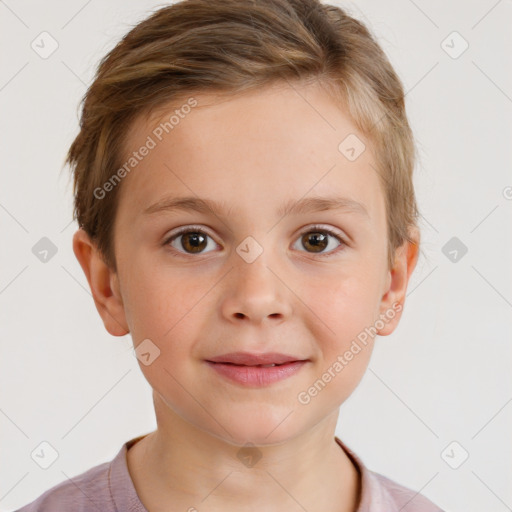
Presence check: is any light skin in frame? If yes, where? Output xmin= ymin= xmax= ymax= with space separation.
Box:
xmin=73 ymin=80 xmax=419 ymax=512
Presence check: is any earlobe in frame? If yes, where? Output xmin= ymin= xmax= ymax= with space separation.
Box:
xmin=72 ymin=229 xmax=130 ymax=337
xmin=377 ymin=228 xmax=420 ymax=336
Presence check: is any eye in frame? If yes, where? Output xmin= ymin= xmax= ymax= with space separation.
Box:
xmin=163 ymin=224 xmax=347 ymax=258
xmin=164 ymin=226 xmax=218 ymax=255
xmin=292 ymin=225 xmax=346 ymax=257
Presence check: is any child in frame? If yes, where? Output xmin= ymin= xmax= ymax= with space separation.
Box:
xmin=18 ymin=0 xmax=444 ymax=510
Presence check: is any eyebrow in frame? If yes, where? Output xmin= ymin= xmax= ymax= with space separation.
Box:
xmin=143 ymin=195 xmax=370 ymax=220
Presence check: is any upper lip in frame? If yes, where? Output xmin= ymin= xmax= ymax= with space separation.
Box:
xmin=205 ymin=352 xmax=308 ymax=366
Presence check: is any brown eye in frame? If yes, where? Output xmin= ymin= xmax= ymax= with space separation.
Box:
xmin=180 ymin=232 xmax=207 ymax=253
xmin=301 ymin=231 xmax=329 ymax=253
xmin=293 ymin=226 xmax=345 ymax=256
xmin=165 ymin=228 xmax=217 ymax=255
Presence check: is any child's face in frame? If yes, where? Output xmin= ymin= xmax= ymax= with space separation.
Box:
xmin=79 ymin=81 xmax=416 ymax=445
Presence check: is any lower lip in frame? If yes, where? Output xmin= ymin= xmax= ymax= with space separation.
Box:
xmin=205 ymin=361 xmax=308 ymax=387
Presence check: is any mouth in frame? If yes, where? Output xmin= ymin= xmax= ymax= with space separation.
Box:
xmin=204 ymin=352 xmax=310 ymax=387
xmin=205 ymin=351 xmax=308 ymax=366
xmin=209 ymin=362 xmax=290 ymax=367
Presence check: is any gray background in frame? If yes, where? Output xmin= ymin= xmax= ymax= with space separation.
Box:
xmin=1 ymin=1 xmax=511 ymax=510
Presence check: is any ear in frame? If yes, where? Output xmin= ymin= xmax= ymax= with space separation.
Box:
xmin=377 ymin=226 xmax=420 ymax=336
xmin=72 ymin=228 xmax=129 ymax=336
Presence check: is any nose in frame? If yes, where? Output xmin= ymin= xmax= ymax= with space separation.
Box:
xmin=220 ymin=256 xmax=292 ymax=325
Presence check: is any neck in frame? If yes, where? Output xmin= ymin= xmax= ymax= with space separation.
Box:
xmin=127 ymin=397 xmax=360 ymax=512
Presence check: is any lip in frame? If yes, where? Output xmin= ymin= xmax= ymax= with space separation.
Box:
xmin=205 ymin=352 xmax=310 ymax=387
xmin=206 ymin=351 xmax=307 ymax=366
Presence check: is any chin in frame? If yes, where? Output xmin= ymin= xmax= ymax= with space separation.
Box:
xmin=203 ymin=410 xmax=304 ymax=448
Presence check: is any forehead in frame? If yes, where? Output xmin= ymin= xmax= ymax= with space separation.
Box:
xmin=116 ymin=81 xmax=384 ymax=225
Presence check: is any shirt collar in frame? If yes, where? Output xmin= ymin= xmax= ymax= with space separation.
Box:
xmin=109 ymin=434 xmax=149 ymax=511
xmin=334 ymin=436 xmax=393 ymax=511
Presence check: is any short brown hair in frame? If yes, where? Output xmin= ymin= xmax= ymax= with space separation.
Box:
xmin=65 ymin=0 xmax=419 ymax=272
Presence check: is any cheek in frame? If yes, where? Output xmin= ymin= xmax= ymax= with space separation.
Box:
xmin=124 ymin=270 xmax=207 ymax=401
xmin=296 ymin=275 xmax=379 ymax=411
xmin=310 ymin=267 xmax=383 ymax=341
xmin=123 ymin=265 xmax=222 ymax=386
xmin=121 ymin=259 xmax=204 ymax=339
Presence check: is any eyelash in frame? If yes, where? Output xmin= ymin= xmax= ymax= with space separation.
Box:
xmin=163 ymin=224 xmax=348 ymax=258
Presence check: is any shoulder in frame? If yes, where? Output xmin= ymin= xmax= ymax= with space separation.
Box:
xmin=367 ymin=469 xmax=444 ymax=512
xmin=15 ymin=458 xmax=114 ymax=511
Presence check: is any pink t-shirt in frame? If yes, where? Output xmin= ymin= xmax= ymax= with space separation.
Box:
xmin=16 ymin=435 xmax=444 ymax=511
